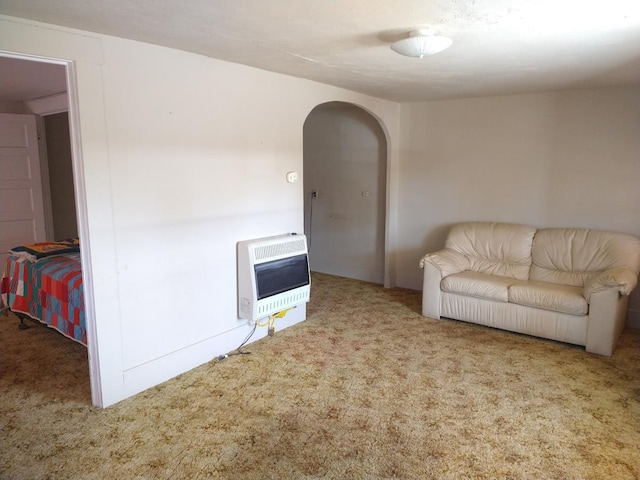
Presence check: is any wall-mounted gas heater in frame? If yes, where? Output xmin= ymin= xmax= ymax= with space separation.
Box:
xmin=237 ymin=234 xmax=310 ymax=322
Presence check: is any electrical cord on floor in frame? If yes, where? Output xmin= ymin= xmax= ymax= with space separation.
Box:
xmin=217 ymin=307 xmax=295 ymax=361
xmin=217 ymin=322 xmax=257 ymax=360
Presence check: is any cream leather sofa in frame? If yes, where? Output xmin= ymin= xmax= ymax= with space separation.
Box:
xmin=420 ymin=222 xmax=640 ymax=356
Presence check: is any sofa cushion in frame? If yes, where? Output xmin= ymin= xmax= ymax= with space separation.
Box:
xmin=530 ymin=228 xmax=640 ymax=287
xmin=508 ymin=280 xmax=588 ymax=315
xmin=445 ymin=222 xmax=536 ymax=280
xmin=441 ymin=271 xmax=514 ymax=303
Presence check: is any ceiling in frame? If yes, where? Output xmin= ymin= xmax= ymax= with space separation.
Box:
xmin=0 ymin=0 xmax=639 ymax=102
xmin=0 ymin=56 xmax=66 ymax=102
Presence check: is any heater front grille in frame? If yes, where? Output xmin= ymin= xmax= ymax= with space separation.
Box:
xmin=254 ymin=238 xmax=306 ymax=261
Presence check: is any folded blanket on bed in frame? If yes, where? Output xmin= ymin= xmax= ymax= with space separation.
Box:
xmin=9 ymin=239 xmax=80 ymax=262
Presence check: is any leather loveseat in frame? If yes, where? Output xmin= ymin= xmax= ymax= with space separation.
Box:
xmin=420 ymin=222 xmax=640 ymax=356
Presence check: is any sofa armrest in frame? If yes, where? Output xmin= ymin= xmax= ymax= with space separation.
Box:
xmin=420 ymin=249 xmax=469 ymax=320
xmin=419 ymin=248 xmax=470 ymax=278
xmin=583 ymin=267 xmax=639 ymax=302
xmin=585 ymin=288 xmax=629 ymax=356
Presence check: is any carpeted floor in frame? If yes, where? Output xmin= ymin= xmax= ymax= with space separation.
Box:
xmin=1 ymin=272 xmax=639 ymax=479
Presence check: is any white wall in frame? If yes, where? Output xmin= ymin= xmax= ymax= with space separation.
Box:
xmin=0 ymin=15 xmax=401 ymax=406
xmin=303 ymin=102 xmax=387 ymax=284
xmin=0 ymin=100 xmax=24 ymax=113
xmin=397 ymin=86 xmax=640 ymax=324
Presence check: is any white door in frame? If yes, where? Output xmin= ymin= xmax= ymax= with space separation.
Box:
xmin=0 ymin=113 xmax=47 ymax=268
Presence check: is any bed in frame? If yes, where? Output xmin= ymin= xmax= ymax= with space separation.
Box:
xmin=1 ymin=240 xmax=86 ymax=346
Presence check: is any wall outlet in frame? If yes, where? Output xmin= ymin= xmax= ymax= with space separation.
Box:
xmin=286 ymin=171 xmax=298 ymax=183
xmin=311 ymin=190 xmax=318 ymax=198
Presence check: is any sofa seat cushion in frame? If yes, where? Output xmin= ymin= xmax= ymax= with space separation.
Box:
xmin=508 ymin=280 xmax=587 ymax=315
xmin=441 ymin=271 xmax=515 ymax=302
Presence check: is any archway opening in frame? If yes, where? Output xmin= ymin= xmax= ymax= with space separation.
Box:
xmin=303 ymin=101 xmax=387 ymax=284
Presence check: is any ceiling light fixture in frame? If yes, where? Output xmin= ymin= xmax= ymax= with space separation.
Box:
xmin=390 ymin=28 xmax=452 ymax=58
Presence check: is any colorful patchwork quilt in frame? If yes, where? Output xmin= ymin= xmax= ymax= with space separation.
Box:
xmin=1 ymin=253 xmax=86 ymax=346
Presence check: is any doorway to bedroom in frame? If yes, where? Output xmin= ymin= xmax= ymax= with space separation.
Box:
xmin=0 ymin=53 xmax=90 ymax=401
xmin=303 ymin=102 xmax=387 ymax=284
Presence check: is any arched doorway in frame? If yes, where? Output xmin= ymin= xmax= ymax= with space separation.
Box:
xmin=303 ymin=102 xmax=387 ymax=284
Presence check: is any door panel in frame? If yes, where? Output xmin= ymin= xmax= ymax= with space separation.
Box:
xmin=0 ymin=113 xmax=46 ymax=268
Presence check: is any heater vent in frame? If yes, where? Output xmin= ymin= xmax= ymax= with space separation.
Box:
xmin=257 ymin=290 xmax=310 ymax=317
xmin=254 ymin=238 xmax=306 ymax=261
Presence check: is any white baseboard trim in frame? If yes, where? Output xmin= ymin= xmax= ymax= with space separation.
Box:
xmin=120 ymin=305 xmax=306 ymax=403
xmin=627 ymin=308 xmax=640 ymax=330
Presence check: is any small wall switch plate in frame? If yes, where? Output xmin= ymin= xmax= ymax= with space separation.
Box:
xmin=286 ymin=171 xmax=298 ymax=183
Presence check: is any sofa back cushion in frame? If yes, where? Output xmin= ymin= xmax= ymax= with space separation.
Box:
xmin=530 ymin=228 xmax=640 ymax=287
xmin=445 ymin=222 xmax=536 ymax=280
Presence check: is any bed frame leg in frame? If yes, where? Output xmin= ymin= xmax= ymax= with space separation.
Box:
xmin=15 ymin=313 xmax=30 ymax=330
xmin=2 ymin=308 xmax=30 ymax=330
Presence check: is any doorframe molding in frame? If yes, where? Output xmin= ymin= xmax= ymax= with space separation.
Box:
xmin=25 ymin=92 xmax=69 ymax=116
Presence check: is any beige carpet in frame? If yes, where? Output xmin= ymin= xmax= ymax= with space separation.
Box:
xmin=1 ymin=272 xmax=639 ymax=479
